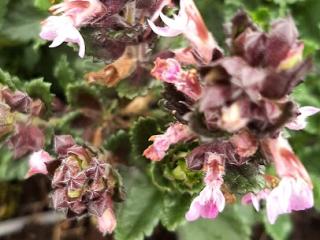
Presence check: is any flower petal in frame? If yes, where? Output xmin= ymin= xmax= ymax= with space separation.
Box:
xmin=143 ymin=123 xmax=194 ymax=161
xmin=97 ymin=208 xmax=117 ymax=235
xmin=26 ymin=150 xmax=53 ymax=178
xmin=148 ymin=19 xmax=183 ymax=37
xmin=286 ymin=106 xmax=320 ymax=130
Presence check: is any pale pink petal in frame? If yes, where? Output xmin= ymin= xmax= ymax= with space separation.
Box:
xmin=49 ymin=34 xmax=67 ymax=48
xmin=242 ymin=193 xmax=260 ymax=211
xmin=159 ymin=12 xmax=188 ymax=31
xmin=242 ymin=190 xmax=270 ymax=212
xmin=266 ymin=177 xmax=313 ymax=224
xmin=200 ymin=201 xmax=219 ymax=219
xmin=40 ymin=16 xmax=86 ymax=57
xmin=97 ymin=208 xmax=117 ymax=235
xmin=148 ymin=19 xmax=183 ymax=37
xmin=185 ymin=196 xmax=201 ymax=221
xmin=290 ymin=178 xmax=314 ymax=210
xmin=215 ymin=189 xmax=226 ymax=212
xmin=299 ymin=106 xmax=320 ymax=117
xmin=286 ymin=106 xmax=320 ymax=130
xmin=26 ymin=150 xmax=53 ymax=178
xmin=186 ymin=180 xmax=225 ymax=221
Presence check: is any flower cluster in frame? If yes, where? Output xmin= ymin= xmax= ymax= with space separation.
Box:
xmin=144 ymin=3 xmax=319 ymax=224
xmin=0 ymin=87 xmax=45 ymax=159
xmin=27 ymin=135 xmax=123 ymax=235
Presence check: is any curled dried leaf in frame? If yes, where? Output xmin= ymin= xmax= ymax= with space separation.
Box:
xmin=86 ymin=47 xmax=138 ymax=87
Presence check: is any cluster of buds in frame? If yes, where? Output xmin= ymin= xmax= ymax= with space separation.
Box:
xmin=0 ymin=87 xmax=45 ymax=159
xmin=144 ymin=1 xmax=319 ymax=224
xmin=27 ymin=135 xmax=123 ymax=235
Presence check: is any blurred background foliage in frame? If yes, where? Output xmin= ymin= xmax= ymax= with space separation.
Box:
xmin=0 ymin=0 xmax=320 ymax=240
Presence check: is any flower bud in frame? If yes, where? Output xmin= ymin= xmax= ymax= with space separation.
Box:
xmin=49 ymin=135 xmax=122 ymax=235
xmin=1 ymin=88 xmax=32 ymax=113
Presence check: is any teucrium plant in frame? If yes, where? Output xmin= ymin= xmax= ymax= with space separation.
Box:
xmin=1 ymin=0 xmax=320 ymax=239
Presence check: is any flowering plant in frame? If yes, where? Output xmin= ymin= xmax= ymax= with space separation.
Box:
xmin=1 ymin=0 xmax=320 ymax=239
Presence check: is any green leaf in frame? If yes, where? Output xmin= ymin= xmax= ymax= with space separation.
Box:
xmin=262 ymin=214 xmax=292 ymax=240
xmin=0 ymin=0 xmax=45 ymax=43
xmin=303 ymin=38 xmax=320 ymax=57
xmin=0 ymin=0 xmax=9 ymax=29
xmin=66 ymin=82 xmax=102 ymax=109
xmin=25 ymin=78 xmax=53 ymax=115
xmin=33 ymin=0 xmax=51 ymax=11
xmin=0 ymin=147 xmax=28 ymax=181
xmin=116 ymin=80 xmax=151 ymax=100
xmin=115 ymin=167 xmax=163 ymax=240
xmin=149 ymin=144 xmax=204 ymax=195
xmin=104 ymin=130 xmax=131 ymax=161
xmin=178 ymin=205 xmax=252 ymax=240
xmin=160 ymin=193 xmax=192 ymax=231
xmin=249 ymin=7 xmax=274 ymax=30
xmin=54 ymin=55 xmax=76 ymax=90
xmin=311 ymin=174 xmax=320 ymax=211
xmin=129 ymin=117 xmax=159 ymax=166
xmin=0 ymin=68 xmax=23 ymax=89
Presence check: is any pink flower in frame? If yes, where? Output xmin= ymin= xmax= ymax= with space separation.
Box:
xmin=40 ymin=0 xmax=104 ymax=57
xmin=286 ymin=106 xmax=320 ymax=130
xmin=40 ymin=16 xmax=85 ymax=57
xmin=143 ymin=123 xmax=195 ymax=161
xmin=186 ymin=153 xmax=225 ymax=221
xmin=151 ymin=58 xmax=202 ymax=100
xmin=151 ymin=58 xmax=182 ymax=82
xmin=26 ymin=150 xmax=53 ymax=178
xmin=148 ymin=0 xmax=220 ymax=64
xmin=266 ymin=177 xmax=313 ymax=224
xmin=186 ymin=183 xmax=225 ymax=221
xmin=261 ymin=136 xmax=314 ymax=223
xmin=241 ymin=189 xmax=270 ymax=211
xmin=97 ymin=208 xmax=117 ymax=235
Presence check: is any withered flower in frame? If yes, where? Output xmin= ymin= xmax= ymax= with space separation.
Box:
xmin=86 ymin=46 xmax=138 ymax=87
